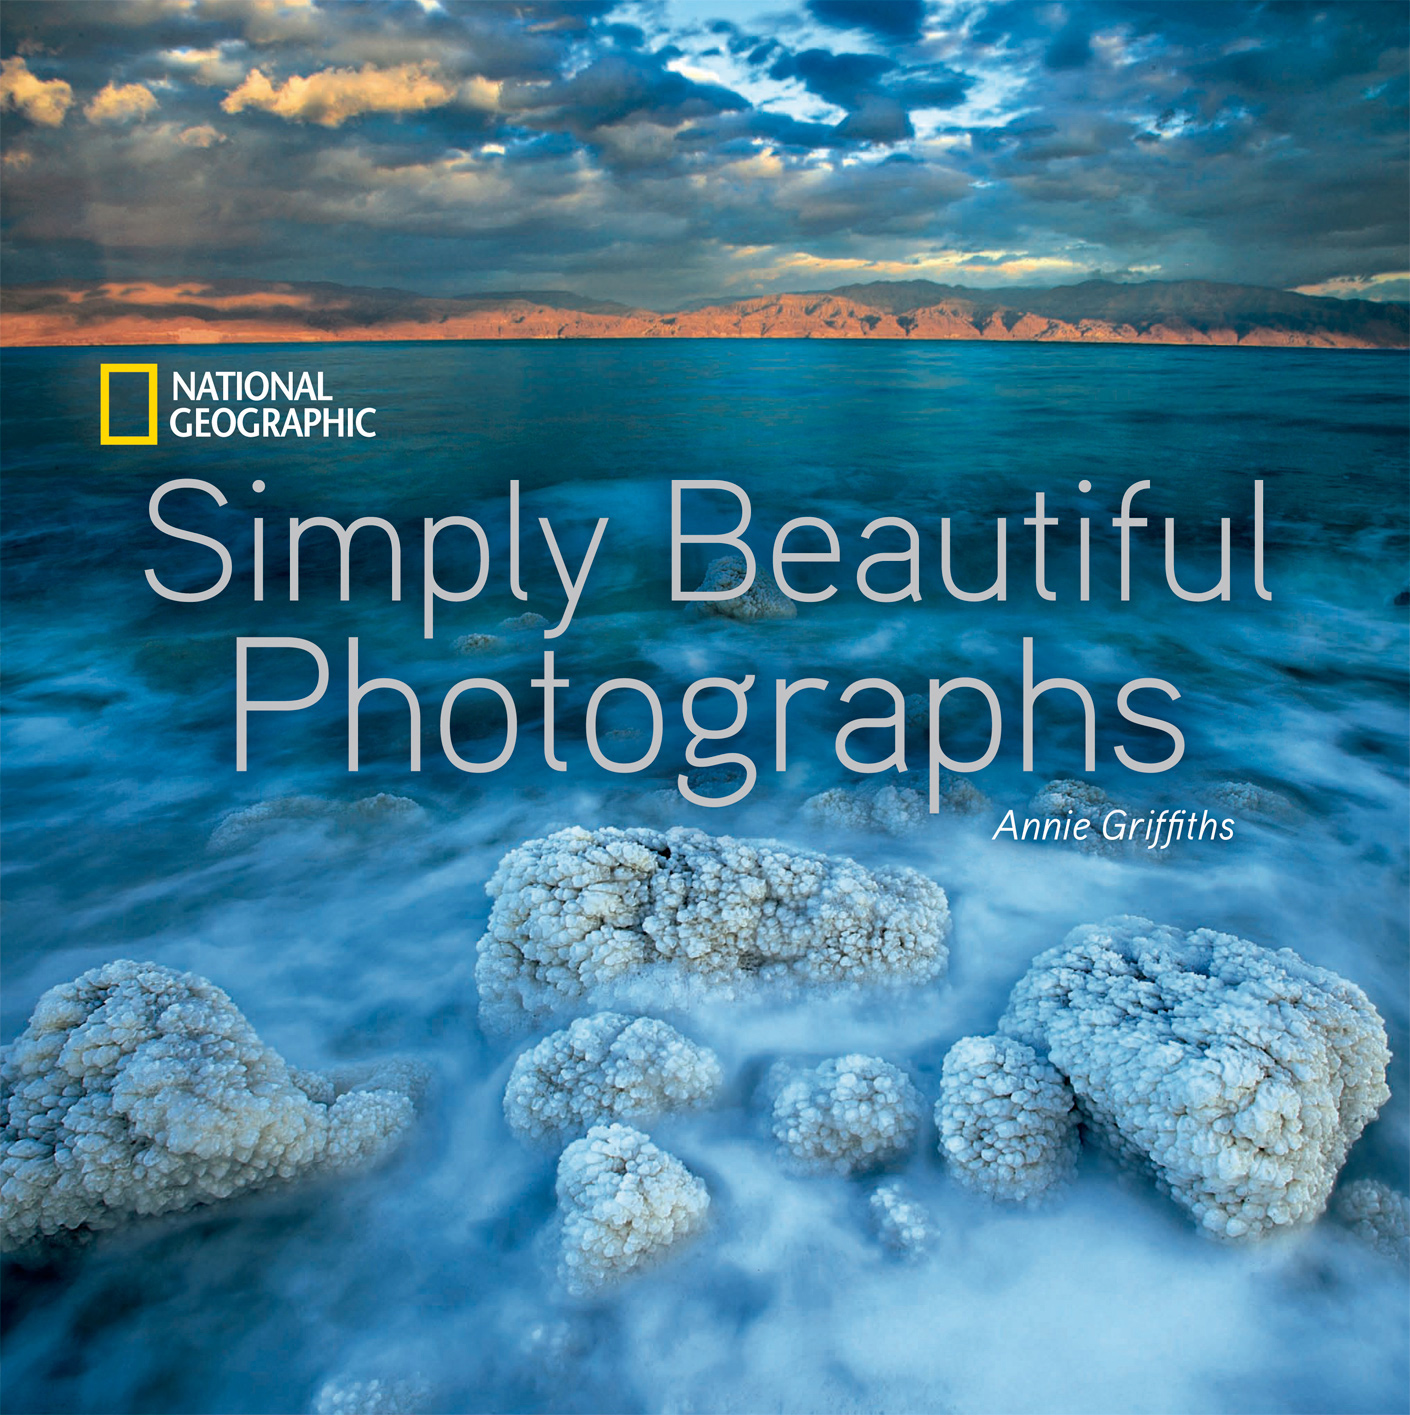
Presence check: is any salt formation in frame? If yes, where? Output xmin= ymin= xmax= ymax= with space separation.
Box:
xmin=498 ymin=612 xmax=549 ymax=632
xmin=1334 ymin=1179 xmax=1409 ymax=1263
xmin=555 ymin=1123 xmax=709 ymax=1293
xmin=1 ymin=960 xmax=418 ymax=1251
xmin=1201 ymin=780 xmax=1298 ymax=822
xmin=869 ymin=1179 xmax=933 ymax=1257
xmin=770 ymin=1055 xmax=922 ymax=1175
xmin=475 ymin=825 xmax=950 ymax=1023
xmin=503 ymin=1013 xmax=722 ymax=1143
xmin=452 ymin=631 xmax=500 ymax=654
xmin=999 ymin=917 xmax=1390 ymax=1240
xmin=209 ymin=793 xmax=423 ymax=852
xmin=1026 ymin=778 xmax=1125 ymax=852
xmin=937 ymin=1035 xmax=1078 ymax=1202
xmin=693 ymin=555 xmax=797 ymax=621
xmin=312 ymin=1377 xmax=432 ymax=1415
xmin=803 ymin=779 xmax=984 ymax=833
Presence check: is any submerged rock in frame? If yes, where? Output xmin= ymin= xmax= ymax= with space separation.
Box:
xmin=693 ymin=555 xmax=797 ymax=621
xmin=1335 ymin=1179 xmax=1409 ymax=1263
xmin=869 ymin=1179 xmax=934 ymax=1258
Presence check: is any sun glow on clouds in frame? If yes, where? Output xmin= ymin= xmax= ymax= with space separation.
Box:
xmin=738 ymin=248 xmax=1102 ymax=287
xmin=221 ymin=63 xmax=484 ymax=127
xmin=1293 ymin=272 xmax=1410 ymax=302
xmin=0 ymin=56 xmax=73 ymax=127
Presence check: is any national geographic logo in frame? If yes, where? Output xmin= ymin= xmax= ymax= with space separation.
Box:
xmin=99 ymin=363 xmax=159 ymax=445
xmin=99 ymin=362 xmax=378 ymax=444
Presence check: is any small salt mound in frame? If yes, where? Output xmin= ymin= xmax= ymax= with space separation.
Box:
xmin=803 ymin=779 xmax=985 ymax=833
xmin=497 ymin=612 xmax=549 ymax=632
xmin=503 ymin=1012 xmax=721 ymax=1143
xmin=1200 ymin=780 xmax=1298 ymax=823
xmin=937 ymin=1034 xmax=1078 ymax=1203
xmin=1026 ymin=778 xmax=1124 ymax=853
xmin=1 ymin=960 xmax=419 ymax=1251
xmin=770 ymin=1054 xmax=922 ymax=1175
xmin=556 ymin=1123 xmax=709 ymax=1294
xmin=452 ymin=631 xmax=501 ymax=654
xmin=1335 ymin=1179 xmax=1409 ymax=1263
xmin=312 ymin=1377 xmax=432 ymax=1415
xmin=693 ymin=555 xmax=797 ymax=621
xmin=869 ymin=1179 xmax=934 ymax=1257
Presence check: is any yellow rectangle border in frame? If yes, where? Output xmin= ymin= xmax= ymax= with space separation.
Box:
xmin=100 ymin=363 xmax=158 ymax=445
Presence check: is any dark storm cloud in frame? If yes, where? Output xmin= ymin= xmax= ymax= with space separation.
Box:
xmin=806 ymin=0 xmax=925 ymax=44
xmin=0 ymin=0 xmax=1405 ymax=304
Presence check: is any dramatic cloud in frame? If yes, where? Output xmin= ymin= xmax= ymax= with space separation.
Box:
xmin=0 ymin=1 xmax=1404 ymax=305
xmin=0 ymin=55 xmax=72 ymax=126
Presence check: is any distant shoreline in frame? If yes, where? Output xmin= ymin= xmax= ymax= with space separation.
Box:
xmin=4 ymin=276 xmax=1406 ymax=351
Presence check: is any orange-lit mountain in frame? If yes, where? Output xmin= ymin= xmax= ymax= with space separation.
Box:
xmin=2 ymin=278 xmax=1405 ymax=349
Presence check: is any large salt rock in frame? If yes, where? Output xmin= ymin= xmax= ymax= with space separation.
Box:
xmin=999 ymin=917 xmax=1390 ymax=1240
xmin=1 ymin=960 xmax=418 ymax=1250
xmin=475 ymin=825 xmax=950 ymax=1024
xmin=556 ymin=1123 xmax=709 ymax=1293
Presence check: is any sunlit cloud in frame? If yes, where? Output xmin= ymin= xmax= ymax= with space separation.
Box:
xmin=0 ymin=56 xmax=73 ymax=126
xmin=85 ymin=81 xmax=159 ymax=124
xmin=221 ymin=62 xmax=463 ymax=127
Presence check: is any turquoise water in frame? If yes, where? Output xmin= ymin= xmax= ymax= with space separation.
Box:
xmin=2 ymin=341 xmax=1407 ymax=1413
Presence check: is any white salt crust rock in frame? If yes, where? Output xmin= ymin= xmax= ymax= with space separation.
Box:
xmin=1 ymin=960 xmax=418 ymax=1251
xmin=556 ymin=1123 xmax=709 ymax=1293
xmin=937 ymin=1034 xmax=1078 ymax=1202
xmin=1334 ymin=1179 xmax=1409 ymax=1263
xmin=869 ymin=1179 xmax=934 ymax=1257
xmin=503 ymin=1012 xmax=721 ymax=1143
xmin=999 ymin=917 xmax=1391 ymax=1240
xmin=770 ymin=1054 xmax=922 ymax=1175
xmin=475 ymin=826 xmax=950 ymax=1024
xmin=694 ymin=555 xmax=797 ymax=621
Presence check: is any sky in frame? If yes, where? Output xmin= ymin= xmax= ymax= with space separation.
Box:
xmin=0 ymin=0 xmax=1406 ymax=307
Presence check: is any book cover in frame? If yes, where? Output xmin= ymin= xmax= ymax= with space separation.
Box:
xmin=2 ymin=4 xmax=1406 ymax=1414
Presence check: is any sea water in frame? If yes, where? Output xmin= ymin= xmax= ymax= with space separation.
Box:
xmin=2 ymin=341 xmax=1407 ymax=1414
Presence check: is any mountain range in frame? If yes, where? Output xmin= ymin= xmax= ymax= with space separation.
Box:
xmin=2 ymin=277 xmax=1405 ymax=349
